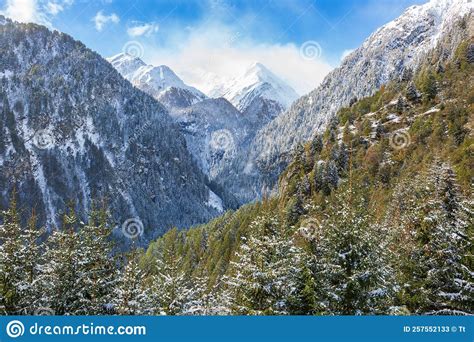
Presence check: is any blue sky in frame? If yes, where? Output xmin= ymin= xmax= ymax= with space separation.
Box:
xmin=0 ymin=0 xmax=427 ymax=94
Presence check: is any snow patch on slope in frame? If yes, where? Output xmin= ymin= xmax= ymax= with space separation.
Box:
xmin=207 ymin=189 xmax=224 ymax=212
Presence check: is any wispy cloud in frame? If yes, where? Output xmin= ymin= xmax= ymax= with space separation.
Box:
xmin=145 ymin=22 xmax=333 ymax=95
xmin=127 ymin=21 xmax=159 ymax=37
xmin=93 ymin=10 xmax=119 ymax=31
xmin=0 ymin=0 xmax=72 ymax=26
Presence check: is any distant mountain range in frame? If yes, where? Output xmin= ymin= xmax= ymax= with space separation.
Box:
xmin=107 ymin=54 xmax=299 ymax=205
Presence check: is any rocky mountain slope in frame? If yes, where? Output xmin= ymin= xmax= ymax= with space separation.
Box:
xmin=107 ymin=53 xmax=207 ymax=111
xmin=170 ymin=98 xmax=249 ymax=177
xmin=0 ymin=17 xmax=226 ymax=245
xmin=241 ymin=0 xmax=474 ymax=199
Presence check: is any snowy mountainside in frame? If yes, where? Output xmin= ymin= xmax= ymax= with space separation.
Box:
xmin=168 ymin=98 xmax=252 ymax=207
xmin=244 ymin=0 xmax=473 ymax=197
xmin=0 ymin=17 xmax=226 ymax=245
xmin=170 ymin=98 xmax=250 ymax=178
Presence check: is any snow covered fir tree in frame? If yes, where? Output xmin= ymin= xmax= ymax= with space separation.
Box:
xmin=0 ymin=0 xmax=473 ymax=316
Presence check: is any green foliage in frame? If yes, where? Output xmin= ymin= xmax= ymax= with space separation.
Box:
xmin=417 ymin=68 xmax=438 ymax=103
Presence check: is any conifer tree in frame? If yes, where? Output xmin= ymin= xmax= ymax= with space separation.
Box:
xmin=146 ymin=229 xmax=190 ymax=315
xmin=181 ymin=275 xmax=210 ymax=315
xmin=181 ymin=276 xmax=233 ymax=315
xmin=322 ymin=160 xmax=339 ymax=195
xmin=113 ymin=248 xmax=148 ymax=315
xmin=420 ymin=70 xmax=437 ymax=102
xmin=17 ymin=212 xmax=44 ymax=314
xmin=319 ymin=189 xmax=396 ymax=314
xmin=405 ymin=82 xmax=420 ymax=102
xmin=37 ymin=224 xmax=80 ymax=314
xmin=396 ymin=96 xmax=406 ymax=113
xmin=226 ymin=216 xmax=303 ymax=315
xmin=285 ymin=194 xmax=305 ymax=226
xmin=313 ymin=162 xmax=324 ymax=193
xmin=419 ymin=163 xmax=473 ymax=314
xmin=311 ymin=135 xmax=323 ymax=156
xmin=287 ymin=255 xmax=325 ymax=315
xmin=335 ymin=143 xmax=349 ymax=174
xmin=388 ymin=161 xmax=473 ymax=315
xmin=0 ymin=193 xmax=23 ymax=314
xmin=75 ymin=208 xmax=118 ymax=314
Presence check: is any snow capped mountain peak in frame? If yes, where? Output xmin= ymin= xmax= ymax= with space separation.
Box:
xmin=107 ymin=53 xmax=146 ymax=77
xmin=243 ymin=62 xmax=270 ymax=77
xmin=107 ymin=53 xmax=206 ymax=106
xmin=209 ymin=62 xmax=299 ymax=112
xmin=108 ymin=52 xmax=141 ymax=64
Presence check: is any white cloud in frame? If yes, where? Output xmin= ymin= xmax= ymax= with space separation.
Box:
xmin=93 ymin=10 xmax=119 ymax=31
xmin=46 ymin=1 xmax=64 ymax=15
xmin=0 ymin=0 xmax=70 ymax=26
xmin=0 ymin=0 xmax=41 ymax=23
xmin=145 ymin=23 xmax=333 ymax=95
xmin=127 ymin=22 xmax=159 ymax=37
xmin=340 ymin=49 xmax=355 ymax=61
